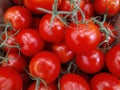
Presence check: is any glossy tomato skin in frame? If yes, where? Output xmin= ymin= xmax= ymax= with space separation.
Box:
xmin=24 ymin=0 xmax=61 ymax=14
xmin=90 ymin=73 xmax=120 ymax=90
xmin=51 ymin=42 xmax=75 ymax=63
xmin=28 ymin=81 xmax=58 ymax=90
xmin=1 ymin=52 xmax=28 ymax=73
xmin=0 ymin=66 xmax=23 ymax=90
xmin=75 ymin=49 xmax=105 ymax=74
xmin=39 ymin=14 xmax=65 ymax=43
xmin=65 ymin=23 xmax=101 ymax=54
xmin=93 ymin=0 xmax=120 ymax=16
xmin=60 ymin=73 xmax=90 ymax=90
xmin=29 ymin=51 xmax=61 ymax=84
xmin=106 ymin=44 xmax=120 ymax=78
xmin=4 ymin=6 xmax=32 ymax=30
xmin=16 ymin=29 xmax=44 ymax=57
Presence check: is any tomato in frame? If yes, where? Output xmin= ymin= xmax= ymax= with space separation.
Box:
xmin=1 ymin=29 xmax=19 ymax=53
xmin=59 ymin=73 xmax=90 ymax=90
xmin=39 ymin=14 xmax=65 ymax=43
xmin=32 ymin=16 xmax=41 ymax=29
xmin=106 ymin=44 xmax=120 ymax=78
xmin=1 ymin=52 xmax=28 ymax=73
xmin=4 ymin=6 xmax=32 ymax=30
xmin=29 ymin=51 xmax=61 ymax=84
xmin=0 ymin=66 xmax=23 ymax=90
xmin=93 ymin=0 xmax=120 ymax=16
xmin=28 ymin=81 xmax=57 ymax=90
xmin=65 ymin=22 xmax=101 ymax=54
xmin=59 ymin=0 xmax=94 ymax=17
xmin=16 ymin=29 xmax=45 ymax=57
xmin=75 ymin=49 xmax=105 ymax=74
xmin=51 ymin=41 xmax=75 ymax=63
xmin=100 ymin=22 xmax=117 ymax=47
xmin=24 ymin=0 xmax=61 ymax=14
xmin=90 ymin=73 xmax=120 ymax=90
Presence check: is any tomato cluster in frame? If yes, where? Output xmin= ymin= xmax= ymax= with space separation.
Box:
xmin=0 ymin=0 xmax=120 ymax=90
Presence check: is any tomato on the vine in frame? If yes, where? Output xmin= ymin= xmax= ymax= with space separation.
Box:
xmin=60 ymin=73 xmax=90 ymax=90
xmin=4 ymin=6 xmax=32 ymax=30
xmin=16 ymin=29 xmax=45 ymax=57
xmin=39 ymin=14 xmax=65 ymax=43
xmin=29 ymin=51 xmax=61 ymax=84
xmin=0 ymin=66 xmax=23 ymax=90
xmin=93 ymin=0 xmax=120 ymax=16
xmin=65 ymin=22 xmax=101 ymax=54
xmin=75 ymin=49 xmax=105 ymax=74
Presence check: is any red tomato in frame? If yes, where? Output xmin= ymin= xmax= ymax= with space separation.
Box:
xmin=4 ymin=6 xmax=32 ymax=30
xmin=59 ymin=0 xmax=94 ymax=17
xmin=28 ymin=81 xmax=57 ymax=90
xmin=51 ymin=42 xmax=75 ymax=63
xmin=60 ymin=73 xmax=90 ymax=90
xmin=0 ymin=66 xmax=23 ymax=90
xmin=100 ymin=22 xmax=117 ymax=47
xmin=106 ymin=44 xmax=120 ymax=78
xmin=39 ymin=14 xmax=65 ymax=43
xmin=1 ymin=52 xmax=28 ymax=73
xmin=29 ymin=51 xmax=61 ymax=84
xmin=16 ymin=29 xmax=45 ymax=57
xmin=24 ymin=0 xmax=61 ymax=14
xmin=32 ymin=16 xmax=41 ymax=29
xmin=75 ymin=49 xmax=105 ymax=74
xmin=93 ymin=0 xmax=120 ymax=16
xmin=1 ymin=29 xmax=19 ymax=53
xmin=90 ymin=73 xmax=120 ymax=90
xmin=65 ymin=23 xmax=101 ymax=54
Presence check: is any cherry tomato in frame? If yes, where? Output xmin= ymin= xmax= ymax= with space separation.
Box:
xmin=60 ymin=73 xmax=90 ymax=90
xmin=16 ymin=29 xmax=45 ymax=57
xmin=75 ymin=49 xmax=105 ymax=74
xmin=29 ymin=51 xmax=61 ymax=84
xmin=93 ymin=0 xmax=120 ymax=16
xmin=39 ymin=14 xmax=65 ymax=43
xmin=4 ymin=6 xmax=32 ymax=30
xmin=90 ymin=73 xmax=120 ymax=90
xmin=65 ymin=22 xmax=101 ymax=54
xmin=106 ymin=44 xmax=120 ymax=78
xmin=0 ymin=66 xmax=23 ymax=90
xmin=1 ymin=52 xmax=28 ymax=73
xmin=24 ymin=0 xmax=61 ymax=14
xmin=51 ymin=41 xmax=75 ymax=63
xmin=28 ymin=81 xmax=58 ymax=90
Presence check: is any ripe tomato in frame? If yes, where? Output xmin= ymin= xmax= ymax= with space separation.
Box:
xmin=16 ymin=29 xmax=45 ymax=57
xmin=1 ymin=29 xmax=19 ymax=53
xmin=1 ymin=52 xmax=28 ymax=73
xmin=39 ymin=14 xmax=65 ymax=43
xmin=4 ymin=6 xmax=32 ymax=30
xmin=75 ymin=49 xmax=105 ymax=74
xmin=106 ymin=44 xmax=120 ymax=78
xmin=28 ymin=81 xmax=58 ymax=90
xmin=51 ymin=42 xmax=75 ymax=63
xmin=0 ymin=66 xmax=23 ymax=90
xmin=65 ymin=22 xmax=101 ymax=54
xmin=93 ymin=0 xmax=120 ymax=16
xmin=29 ymin=51 xmax=61 ymax=84
xmin=60 ymin=73 xmax=90 ymax=90
xmin=24 ymin=0 xmax=61 ymax=14
xmin=90 ymin=73 xmax=120 ymax=90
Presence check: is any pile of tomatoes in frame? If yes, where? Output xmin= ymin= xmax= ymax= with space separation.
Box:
xmin=0 ymin=0 xmax=120 ymax=90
